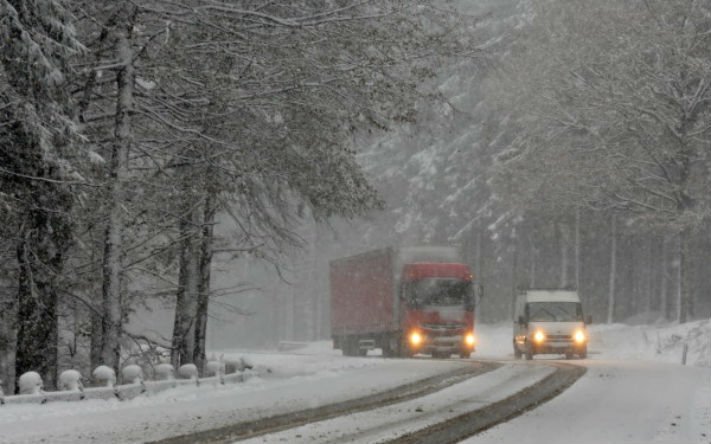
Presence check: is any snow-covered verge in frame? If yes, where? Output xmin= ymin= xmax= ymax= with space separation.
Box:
xmin=0 ymin=347 xmax=467 ymax=444
xmin=475 ymin=319 xmax=711 ymax=367
xmin=1 ymin=371 xmax=253 ymax=406
xmin=590 ymin=319 xmax=711 ymax=367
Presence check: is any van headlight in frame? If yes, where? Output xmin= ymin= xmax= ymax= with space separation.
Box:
xmin=574 ymin=330 xmax=586 ymax=344
xmin=533 ymin=330 xmax=546 ymax=343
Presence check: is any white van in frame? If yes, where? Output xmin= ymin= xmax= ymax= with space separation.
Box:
xmin=513 ymin=289 xmax=590 ymax=360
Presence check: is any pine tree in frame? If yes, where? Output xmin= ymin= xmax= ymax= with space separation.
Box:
xmin=0 ymin=0 xmax=83 ymax=390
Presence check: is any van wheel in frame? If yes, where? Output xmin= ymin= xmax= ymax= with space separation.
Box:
xmin=565 ymin=352 xmax=573 ymax=360
xmin=525 ymin=348 xmax=533 ymax=360
xmin=460 ymin=350 xmax=471 ymax=359
xmin=579 ymin=347 xmax=587 ymax=359
xmin=514 ymin=343 xmax=522 ymax=359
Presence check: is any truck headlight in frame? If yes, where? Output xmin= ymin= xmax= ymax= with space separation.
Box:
xmin=574 ymin=330 xmax=586 ymax=344
xmin=533 ymin=330 xmax=546 ymax=343
xmin=409 ymin=331 xmax=423 ymax=347
xmin=465 ymin=332 xmax=476 ymax=347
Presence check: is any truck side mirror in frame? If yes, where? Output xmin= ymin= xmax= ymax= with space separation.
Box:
xmin=585 ymin=315 xmax=592 ymax=325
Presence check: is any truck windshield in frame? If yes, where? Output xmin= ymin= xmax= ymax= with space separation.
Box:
xmin=527 ymin=302 xmax=582 ymax=322
xmin=407 ymin=278 xmax=472 ymax=307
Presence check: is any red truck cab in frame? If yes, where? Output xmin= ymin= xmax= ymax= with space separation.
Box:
xmin=399 ymin=262 xmax=476 ymax=358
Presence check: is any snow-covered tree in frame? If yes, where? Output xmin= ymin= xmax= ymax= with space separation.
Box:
xmin=0 ymin=0 xmax=84 ymax=390
xmin=489 ymin=0 xmax=711 ymax=322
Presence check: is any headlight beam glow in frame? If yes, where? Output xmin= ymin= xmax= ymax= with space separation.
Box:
xmin=409 ymin=331 xmax=423 ymax=347
xmin=465 ymin=332 xmax=476 ymax=347
xmin=574 ymin=330 xmax=586 ymax=344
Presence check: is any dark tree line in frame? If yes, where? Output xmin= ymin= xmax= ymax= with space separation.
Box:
xmin=0 ymin=0 xmax=478 ymax=392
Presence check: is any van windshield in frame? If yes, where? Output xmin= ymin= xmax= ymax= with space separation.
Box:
xmin=406 ymin=278 xmax=472 ymax=307
xmin=526 ymin=302 xmax=582 ymax=322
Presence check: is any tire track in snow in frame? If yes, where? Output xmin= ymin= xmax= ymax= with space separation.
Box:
xmin=150 ymin=361 xmax=499 ymax=444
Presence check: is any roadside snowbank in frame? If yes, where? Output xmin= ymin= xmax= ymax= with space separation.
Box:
xmin=0 ymin=349 xmax=466 ymax=443
xmin=475 ymin=319 xmax=711 ymax=367
xmin=590 ymin=319 xmax=711 ymax=367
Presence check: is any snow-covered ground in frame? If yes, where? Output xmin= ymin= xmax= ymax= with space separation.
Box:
xmin=0 ymin=320 xmax=708 ymax=443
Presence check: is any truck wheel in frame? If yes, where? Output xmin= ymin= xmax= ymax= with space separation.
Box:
xmin=343 ymin=338 xmax=358 ymax=356
xmin=381 ymin=336 xmax=398 ymax=358
xmin=579 ymin=347 xmax=587 ymax=359
xmin=525 ymin=346 xmax=533 ymax=360
xmin=460 ymin=350 xmax=471 ymax=359
xmin=565 ymin=352 xmax=573 ymax=360
xmin=514 ymin=342 xmax=522 ymax=359
xmin=398 ymin=341 xmax=414 ymax=358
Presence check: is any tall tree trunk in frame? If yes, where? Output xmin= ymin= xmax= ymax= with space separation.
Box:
xmin=0 ymin=285 xmax=16 ymax=395
xmin=644 ymin=237 xmax=653 ymax=314
xmin=171 ymin=194 xmax=201 ymax=368
xmin=510 ymin=232 xmax=519 ymax=318
xmin=475 ymin=226 xmax=482 ymax=325
xmin=15 ymin=227 xmax=62 ymax=390
xmin=193 ymin=191 xmax=216 ymax=374
xmin=557 ymin=222 xmax=569 ymax=288
xmin=90 ymin=311 xmax=103 ymax=371
xmin=284 ymin=283 xmax=295 ymax=342
xmin=659 ymin=235 xmax=668 ymax=320
xmin=14 ymin=170 xmax=72 ymax=391
xmin=607 ymin=214 xmax=617 ymax=324
xmin=528 ymin=234 xmax=537 ymax=288
xmin=101 ymin=23 xmax=135 ymax=371
xmin=677 ymin=229 xmax=690 ymax=323
xmin=575 ymin=208 xmax=581 ymax=291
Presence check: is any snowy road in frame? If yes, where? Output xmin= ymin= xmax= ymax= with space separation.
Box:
xmin=234 ymin=358 xmax=709 ymax=444
xmin=235 ymin=363 xmax=558 ymax=444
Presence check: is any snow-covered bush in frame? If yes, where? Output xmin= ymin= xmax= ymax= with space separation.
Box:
xmin=18 ymin=371 xmax=43 ymax=395
xmin=178 ymin=364 xmax=198 ymax=380
xmin=58 ymin=370 xmax=83 ymax=392
xmin=226 ymin=357 xmax=254 ymax=374
xmin=121 ymin=365 xmax=143 ymax=384
xmin=154 ymin=363 xmax=175 ymax=380
xmin=92 ymin=365 xmax=116 ymax=387
xmin=205 ymin=360 xmax=225 ymax=377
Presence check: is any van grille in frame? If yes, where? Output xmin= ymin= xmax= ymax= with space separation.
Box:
xmin=546 ymin=334 xmax=572 ymax=341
